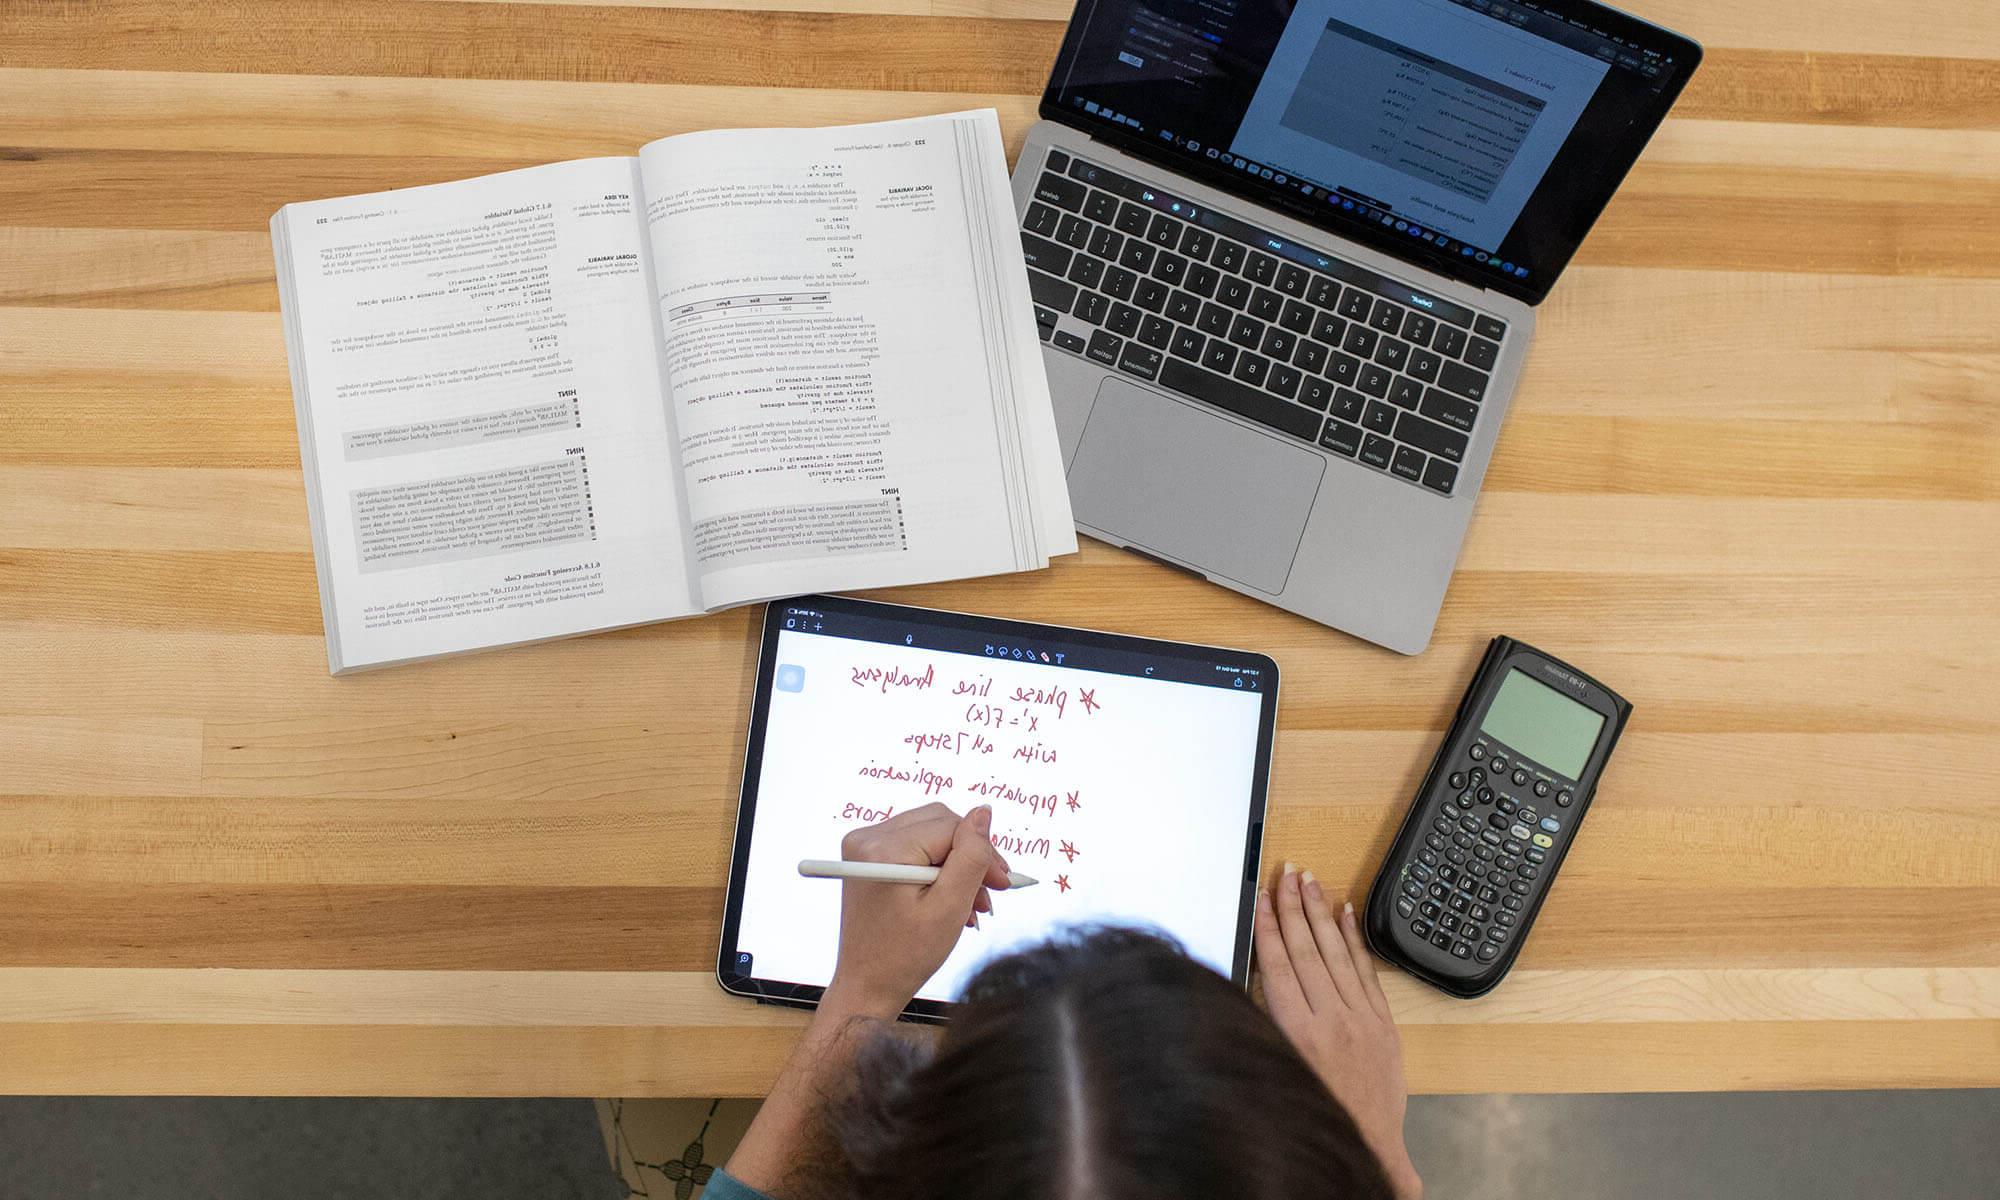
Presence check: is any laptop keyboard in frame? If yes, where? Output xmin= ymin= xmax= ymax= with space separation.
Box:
xmin=1022 ymin=148 xmax=1508 ymax=498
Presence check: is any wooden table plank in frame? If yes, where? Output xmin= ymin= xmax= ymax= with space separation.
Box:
xmin=0 ymin=0 xmax=1994 ymax=1096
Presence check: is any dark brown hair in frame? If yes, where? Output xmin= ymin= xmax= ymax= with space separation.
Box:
xmin=835 ymin=927 xmax=1395 ymax=1200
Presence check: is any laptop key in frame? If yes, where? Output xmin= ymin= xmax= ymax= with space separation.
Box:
xmin=1212 ymin=240 xmax=1246 ymax=273
xmin=1465 ymin=335 xmax=1500 ymax=371
xmin=1056 ymin=214 xmax=1091 ymax=250
xmin=1301 ymin=376 xmax=1334 ymax=411
xmin=1327 ymin=353 xmax=1360 ymax=388
xmin=1118 ymin=341 xmax=1163 ymax=381
xmin=1159 ymin=359 xmax=1321 ymax=441
xmin=1233 ymin=351 xmax=1271 ymax=387
xmin=1068 ymin=254 xmax=1106 ymax=290
xmin=1185 ymin=263 xmax=1220 ymax=298
xmin=1338 ymin=287 xmax=1373 ymax=321
xmin=1148 ymin=213 xmax=1182 ymax=247
xmin=1309 ymin=276 xmax=1341 ymax=308
xmin=1197 ymin=302 xmax=1232 ymax=336
xmin=1343 ymin=324 xmax=1378 ymax=358
xmin=1084 ymin=190 xmax=1119 ymax=224
xmin=1434 ymin=325 xmax=1468 ymax=358
xmin=1438 ymin=359 xmax=1489 ymax=402
xmin=1389 ymin=375 xmax=1423 ymax=409
xmin=1359 ymin=363 xmax=1392 ymax=398
xmin=1026 ymin=269 xmax=1077 ymax=314
xmin=1313 ymin=311 xmax=1346 ymax=345
xmin=1269 ymin=363 xmax=1303 ymax=400
xmin=1359 ymin=433 xmax=1395 ymax=469
xmin=1261 ymin=326 xmax=1297 ymax=360
xmin=1115 ymin=201 xmax=1151 ymax=235
xmin=1134 ymin=278 xmax=1169 ymax=313
xmin=1321 ymin=418 xmax=1363 ymax=457
xmin=1362 ymin=400 xmax=1398 ymax=434
xmin=1170 ymin=328 xmax=1205 ymax=361
xmin=1034 ymin=304 xmax=1060 ymax=331
xmin=1038 ymin=320 xmax=1053 ymax=342
xmin=1402 ymin=311 xmax=1436 ymax=346
xmin=1086 ymin=329 xmax=1122 ymax=365
xmin=1474 ymin=314 xmax=1508 ymax=341
xmin=1119 ymin=240 xmax=1155 ymax=273
xmin=1331 ymin=386 xmax=1366 ymax=423
xmin=1138 ymin=315 xmax=1174 ymax=350
xmin=1107 ymin=302 xmax=1141 ymax=336
xmin=1422 ymin=456 xmax=1460 ymax=495
xmin=1396 ymin=410 xmax=1470 ymax=463
xmin=1280 ymin=299 xmax=1315 ymax=335
xmin=1275 ymin=264 xmax=1309 ymax=298
xmin=1245 ymin=251 xmax=1278 ymax=284
xmin=1166 ymin=289 xmax=1200 ymax=324
xmin=1419 ymin=388 xmax=1478 ymax=433
xmin=1074 ymin=292 xmax=1110 ymax=326
xmin=1152 ymin=251 xmax=1188 ymax=287
xmin=1020 ymin=233 xmax=1072 ymax=277
xmin=1407 ymin=348 xmax=1442 ymax=383
xmin=1249 ymin=288 xmax=1283 ymax=321
xmin=1045 ymin=148 xmax=1071 ymax=173
xmin=1180 ymin=226 xmax=1214 ymax=261
xmin=1391 ymin=445 xmax=1427 ymax=482
xmin=1088 ymin=226 xmax=1123 ymax=260
xmin=1374 ymin=336 xmax=1410 ymax=372
xmin=1294 ymin=338 xmax=1329 ymax=374
xmin=1053 ymin=329 xmax=1086 ymax=354
xmin=1024 ymin=202 xmax=1060 ymax=237
xmin=1202 ymin=340 xmax=1238 ymax=373
xmin=1370 ymin=298 xmax=1405 ymax=334
xmin=1104 ymin=266 xmax=1138 ymax=301
xmin=1036 ymin=173 xmax=1087 ymax=211
xmin=1218 ymin=276 xmax=1253 ymax=310
xmin=1229 ymin=314 xmax=1264 ymax=349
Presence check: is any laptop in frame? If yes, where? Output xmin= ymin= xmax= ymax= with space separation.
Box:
xmin=1012 ymin=0 xmax=1700 ymax=653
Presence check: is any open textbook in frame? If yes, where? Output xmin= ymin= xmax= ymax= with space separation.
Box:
xmin=272 ymin=110 xmax=1074 ymax=673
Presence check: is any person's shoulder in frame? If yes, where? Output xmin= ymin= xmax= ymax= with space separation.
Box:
xmin=701 ymin=1168 xmax=781 ymax=1200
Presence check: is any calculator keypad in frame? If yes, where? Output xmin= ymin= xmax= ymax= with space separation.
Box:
xmin=1389 ymin=734 xmax=1576 ymax=966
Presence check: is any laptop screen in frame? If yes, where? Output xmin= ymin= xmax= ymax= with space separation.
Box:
xmin=1042 ymin=0 xmax=1699 ymax=304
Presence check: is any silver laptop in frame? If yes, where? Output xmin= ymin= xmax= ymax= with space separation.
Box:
xmin=1012 ymin=0 xmax=1699 ymax=652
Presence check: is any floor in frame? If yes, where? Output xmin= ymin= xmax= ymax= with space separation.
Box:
xmin=0 ymin=1091 xmax=1993 ymax=1199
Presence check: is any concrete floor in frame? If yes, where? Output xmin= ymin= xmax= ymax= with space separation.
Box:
xmin=0 ymin=1091 xmax=1994 ymax=1198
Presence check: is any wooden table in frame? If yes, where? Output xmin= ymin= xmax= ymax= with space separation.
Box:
xmin=2 ymin=0 xmax=1996 ymax=1096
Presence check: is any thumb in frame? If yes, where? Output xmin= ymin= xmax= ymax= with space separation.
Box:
xmin=930 ymin=805 xmax=997 ymax=912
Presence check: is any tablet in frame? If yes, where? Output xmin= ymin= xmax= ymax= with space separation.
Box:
xmin=717 ymin=594 xmax=1278 ymax=1020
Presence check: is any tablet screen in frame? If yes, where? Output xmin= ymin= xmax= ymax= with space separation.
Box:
xmin=723 ymin=597 xmax=1276 ymax=1009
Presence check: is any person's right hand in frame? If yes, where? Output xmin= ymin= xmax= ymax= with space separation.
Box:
xmin=824 ymin=802 xmax=1013 ymax=1018
xmin=1255 ymin=863 xmax=1422 ymax=1200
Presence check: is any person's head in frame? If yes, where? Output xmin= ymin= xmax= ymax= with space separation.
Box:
xmin=837 ymin=927 xmax=1396 ymax=1200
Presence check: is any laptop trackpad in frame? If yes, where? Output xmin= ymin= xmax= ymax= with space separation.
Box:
xmin=1068 ymin=378 xmax=1324 ymax=594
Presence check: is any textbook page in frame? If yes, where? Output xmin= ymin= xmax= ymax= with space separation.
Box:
xmin=274 ymin=157 xmax=696 ymax=671
xmin=637 ymin=111 xmax=1075 ymax=610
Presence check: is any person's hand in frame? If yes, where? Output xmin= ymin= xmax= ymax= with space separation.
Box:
xmin=1255 ymin=863 xmax=1422 ymax=1200
xmin=824 ymin=802 xmax=1013 ymax=1017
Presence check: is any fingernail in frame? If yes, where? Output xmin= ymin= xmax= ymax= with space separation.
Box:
xmin=1256 ymin=889 xmax=1273 ymax=912
xmin=1301 ymin=869 xmax=1317 ymax=886
xmin=1283 ymin=861 xmax=1297 ymax=876
xmin=974 ymin=806 xmax=992 ymax=832
xmin=1343 ymin=901 xmax=1355 ymax=918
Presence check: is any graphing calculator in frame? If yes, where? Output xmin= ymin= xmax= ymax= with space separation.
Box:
xmin=1365 ymin=637 xmax=1631 ymax=998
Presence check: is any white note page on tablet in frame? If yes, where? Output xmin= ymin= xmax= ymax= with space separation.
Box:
xmin=732 ymin=627 xmax=1268 ymax=1003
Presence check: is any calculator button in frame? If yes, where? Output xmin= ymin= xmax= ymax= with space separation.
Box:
xmin=1438 ymin=864 xmax=1458 ymax=883
xmin=1512 ymin=769 xmax=1529 ymax=786
xmin=1486 ymin=868 xmax=1506 ymax=885
xmin=1474 ymin=845 xmax=1496 ymax=862
xmin=1556 ymin=789 xmax=1574 ymax=807
xmin=1443 ymin=803 xmax=1465 ymax=821
xmin=1411 ymin=919 xmax=1432 ymax=938
xmin=1442 ymin=909 xmax=1463 ymax=927
xmin=1469 ymin=904 xmax=1491 ymax=922
xmin=1534 ymin=780 xmax=1551 ymax=798
xmin=1489 ymin=813 xmax=1510 ymax=829
xmin=1468 ymin=770 xmax=1486 ymax=787
xmin=1509 ymin=823 xmax=1532 ymax=841
xmin=1446 ymin=846 xmax=1468 ymax=864
xmin=1396 ymin=896 xmax=1416 ymax=918
xmin=1532 ymin=833 xmax=1555 ymax=849
xmin=1496 ymin=910 xmax=1517 ymax=926
xmin=1540 ymin=817 xmax=1562 ymax=833
xmin=1449 ymin=771 xmax=1466 ymax=790
xmin=1496 ymin=855 xmax=1518 ymax=870
xmin=1450 ymin=941 xmax=1472 ymax=959
xmin=1469 ymin=744 xmax=1486 ymax=761
xmin=1497 ymin=797 xmax=1519 ymax=815
xmin=1457 ymin=790 xmax=1476 ymax=807
xmin=1476 ymin=787 xmax=1494 ymax=803
xmin=1478 ymin=886 xmax=1500 ymax=904
xmin=1519 ymin=807 xmax=1537 ymax=823
xmin=1520 ymin=866 xmax=1540 ymax=880
xmin=1487 ymin=926 xmax=1508 ymax=943
xmin=1525 ymin=848 xmax=1547 ymax=865
xmin=1460 ymin=816 xmax=1481 ymax=832
xmin=1449 ymin=895 xmax=1470 ymax=915
xmin=1420 ymin=901 xmax=1442 ymax=920
xmin=1502 ymin=895 xmax=1523 ymax=911
xmin=1491 ymin=756 xmax=1509 ymax=773
xmin=1431 ymin=931 xmax=1453 ymax=950
xmin=1425 ymin=833 xmax=1446 ymax=851
xmin=1479 ymin=829 xmax=1502 ymax=847
xmin=1510 ymin=879 xmax=1532 ymax=895
xmin=1432 ymin=817 xmax=1453 ymax=835
xmin=1429 ymin=882 xmax=1449 ymax=900
xmin=1419 ymin=848 xmax=1440 ymax=867
xmin=1459 ymin=875 xmax=1479 ymax=894
xmin=1461 ymin=924 xmax=1481 ymax=942
xmin=1402 ymin=879 xmax=1424 ymax=899
xmin=1410 ymin=861 xmax=1434 ymax=883
xmin=1503 ymin=839 xmax=1524 ymax=856
xmin=1476 ymin=942 xmax=1500 ymax=962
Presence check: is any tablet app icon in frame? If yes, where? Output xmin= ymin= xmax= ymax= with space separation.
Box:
xmin=775 ymin=664 xmax=805 ymax=692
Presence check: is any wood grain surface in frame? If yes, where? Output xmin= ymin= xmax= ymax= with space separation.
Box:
xmin=1 ymin=0 xmax=1995 ymax=1095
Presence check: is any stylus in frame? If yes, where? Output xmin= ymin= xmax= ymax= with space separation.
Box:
xmin=797 ymin=859 xmax=1040 ymax=889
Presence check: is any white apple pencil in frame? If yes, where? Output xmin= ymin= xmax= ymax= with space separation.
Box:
xmin=798 ymin=859 xmax=1039 ymax=889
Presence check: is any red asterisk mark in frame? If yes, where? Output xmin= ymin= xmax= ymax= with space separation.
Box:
xmin=1078 ymin=688 xmax=1100 ymax=715
xmin=1065 ymin=790 xmax=1081 ymax=812
xmin=1059 ymin=840 xmax=1079 ymax=863
xmin=1055 ymin=874 xmax=1072 ymax=893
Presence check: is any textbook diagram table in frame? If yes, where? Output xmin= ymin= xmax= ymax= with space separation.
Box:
xmin=0 ymin=0 xmax=1995 ymax=1094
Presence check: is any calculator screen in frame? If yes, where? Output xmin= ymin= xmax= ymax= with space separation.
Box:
xmin=1479 ymin=669 xmax=1604 ymax=778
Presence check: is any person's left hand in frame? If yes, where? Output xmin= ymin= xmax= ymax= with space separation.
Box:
xmin=825 ymin=802 xmax=1013 ymax=1016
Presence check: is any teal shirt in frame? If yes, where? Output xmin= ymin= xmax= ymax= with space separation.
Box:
xmin=701 ymin=1169 xmax=776 ymax=1200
